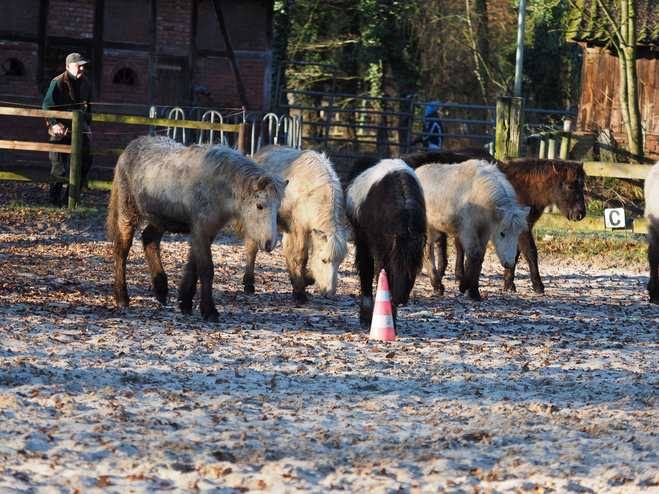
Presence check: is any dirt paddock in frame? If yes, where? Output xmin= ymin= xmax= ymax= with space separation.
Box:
xmin=1 ymin=181 xmax=658 ymax=493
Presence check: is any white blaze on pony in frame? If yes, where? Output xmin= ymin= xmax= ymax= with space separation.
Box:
xmin=245 ymin=145 xmax=349 ymax=303
xmin=644 ymin=162 xmax=659 ymax=304
xmin=414 ymin=159 xmax=530 ymax=301
xmin=106 ymin=135 xmax=287 ymax=323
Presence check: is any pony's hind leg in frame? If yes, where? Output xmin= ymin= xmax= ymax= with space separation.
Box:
xmin=424 ymin=230 xmax=445 ymax=296
xmin=454 ymin=238 xmax=465 ymax=284
xmin=243 ymin=237 xmax=259 ymax=294
xmin=142 ymin=223 xmax=168 ymax=305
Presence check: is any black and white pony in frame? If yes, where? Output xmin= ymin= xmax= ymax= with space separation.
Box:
xmin=345 ymin=157 xmax=427 ymax=329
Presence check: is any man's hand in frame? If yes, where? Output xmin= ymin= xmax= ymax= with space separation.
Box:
xmin=52 ymin=123 xmax=65 ymax=138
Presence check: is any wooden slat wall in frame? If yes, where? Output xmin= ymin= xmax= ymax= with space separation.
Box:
xmin=577 ymin=43 xmax=659 ymax=136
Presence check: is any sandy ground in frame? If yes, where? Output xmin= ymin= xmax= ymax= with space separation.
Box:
xmin=1 ymin=184 xmax=658 ymax=493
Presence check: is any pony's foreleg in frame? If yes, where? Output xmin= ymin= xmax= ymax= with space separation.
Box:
xmin=243 ymin=237 xmax=259 ymax=294
xmin=111 ymin=222 xmax=136 ymax=308
xmin=454 ymin=238 xmax=465 ymax=285
xmin=354 ymin=234 xmax=375 ymax=330
xmin=459 ymin=235 xmax=484 ymax=301
xmin=510 ymin=230 xmax=543 ymax=294
xmin=648 ymin=227 xmax=659 ymax=304
xmin=142 ymin=223 xmax=168 ymax=305
xmin=178 ymin=251 xmax=198 ymax=317
xmin=183 ymin=235 xmax=219 ymax=322
xmin=282 ymin=231 xmax=309 ymax=304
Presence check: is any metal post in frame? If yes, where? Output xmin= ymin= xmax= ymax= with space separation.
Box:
xmin=68 ymin=110 xmax=84 ymax=209
xmin=513 ymin=0 xmax=527 ymax=98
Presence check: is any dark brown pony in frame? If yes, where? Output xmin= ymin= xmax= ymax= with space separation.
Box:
xmin=403 ymin=148 xmax=587 ymax=294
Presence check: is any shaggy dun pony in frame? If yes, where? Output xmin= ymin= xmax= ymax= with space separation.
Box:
xmin=404 ymin=148 xmax=586 ymax=294
xmin=106 ymin=135 xmax=287 ymax=322
xmin=345 ymin=158 xmax=427 ymax=330
xmin=644 ymin=162 xmax=659 ymax=304
xmin=414 ymin=159 xmax=530 ymax=301
xmin=244 ymin=145 xmax=349 ymax=303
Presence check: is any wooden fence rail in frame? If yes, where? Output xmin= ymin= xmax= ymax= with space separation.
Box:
xmin=0 ymin=106 xmax=244 ymax=208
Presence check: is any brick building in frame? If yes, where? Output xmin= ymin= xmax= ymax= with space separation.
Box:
xmin=0 ymin=0 xmax=274 ymax=171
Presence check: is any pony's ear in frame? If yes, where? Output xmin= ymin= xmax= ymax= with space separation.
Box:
xmin=255 ymin=175 xmax=270 ymax=191
xmin=522 ymin=205 xmax=531 ymax=219
xmin=313 ymin=228 xmax=327 ymax=240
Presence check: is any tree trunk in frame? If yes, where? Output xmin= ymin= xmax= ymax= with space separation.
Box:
xmin=615 ymin=0 xmax=644 ymax=163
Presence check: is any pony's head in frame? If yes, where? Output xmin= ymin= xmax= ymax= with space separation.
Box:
xmin=241 ymin=174 xmax=288 ymax=252
xmin=308 ymin=227 xmax=349 ymax=298
xmin=492 ymin=206 xmax=530 ymax=268
xmin=551 ymin=162 xmax=587 ymax=221
xmin=389 ymin=230 xmax=427 ymax=307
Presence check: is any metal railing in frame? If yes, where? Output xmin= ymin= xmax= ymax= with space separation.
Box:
xmin=274 ymin=86 xmax=577 ymax=164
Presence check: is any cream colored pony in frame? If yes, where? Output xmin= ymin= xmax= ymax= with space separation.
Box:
xmin=415 ymin=159 xmax=530 ymax=301
xmin=244 ymin=145 xmax=349 ymax=303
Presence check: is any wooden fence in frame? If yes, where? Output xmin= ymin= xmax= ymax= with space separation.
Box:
xmin=1 ymin=105 xmax=655 ymax=235
xmin=0 ymin=106 xmax=244 ymax=208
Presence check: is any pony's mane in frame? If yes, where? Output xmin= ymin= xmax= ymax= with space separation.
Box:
xmin=499 ymin=158 xmax=585 ymax=184
xmin=204 ymin=143 xmax=287 ymax=201
xmin=463 ymin=160 xmax=526 ymax=229
xmin=346 ymin=158 xmax=418 ymax=216
xmin=295 ymin=150 xmax=349 ymax=261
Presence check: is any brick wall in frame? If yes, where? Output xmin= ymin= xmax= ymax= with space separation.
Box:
xmin=0 ymin=0 xmax=272 ymax=172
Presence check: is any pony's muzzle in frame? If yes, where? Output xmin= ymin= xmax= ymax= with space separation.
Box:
xmin=571 ymin=210 xmax=586 ymax=221
xmin=263 ymin=239 xmax=274 ymax=252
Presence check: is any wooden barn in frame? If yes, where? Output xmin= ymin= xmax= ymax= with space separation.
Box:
xmin=568 ymin=0 xmax=659 ymax=161
xmin=0 ymin=0 xmax=274 ymax=169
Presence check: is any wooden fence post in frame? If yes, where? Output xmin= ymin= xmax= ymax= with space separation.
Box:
xmin=495 ymin=96 xmax=525 ymax=161
xmin=238 ymin=122 xmax=247 ymax=154
xmin=68 ymin=110 xmax=84 ymax=209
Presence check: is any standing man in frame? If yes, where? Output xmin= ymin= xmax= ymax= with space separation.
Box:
xmin=413 ymin=102 xmax=443 ymax=150
xmin=43 ymin=53 xmax=93 ymax=207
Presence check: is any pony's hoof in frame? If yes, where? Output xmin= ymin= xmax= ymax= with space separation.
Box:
xmin=432 ymin=285 xmax=444 ymax=296
xmin=532 ymin=283 xmax=545 ymax=295
xmin=293 ymin=292 xmax=308 ymax=305
xmin=204 ymin=312 xmax=220 ymax=323
xmin=503 ymin=283 xmax=516 ymax=293
xmin=115 ymin=297 xmax=130 ymax=308
xmin=650 ymin=297 xmax=659 ymax=305
xmin=244 ymin=284 xmax=255 ymax=294
xmin=154 ymin=291 xmax=168 ymax=306
xmin=469 ymin=292 xmax=482 ymax=302
xmin=180 ymin=305 xmax=193 ymax=316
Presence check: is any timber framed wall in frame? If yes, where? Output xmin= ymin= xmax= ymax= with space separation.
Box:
xmin=0 ymin=0 xmax=274 ymax=170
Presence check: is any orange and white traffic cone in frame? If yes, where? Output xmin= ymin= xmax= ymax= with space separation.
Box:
xmin=369 ymin=269 xmax=396 ymax=341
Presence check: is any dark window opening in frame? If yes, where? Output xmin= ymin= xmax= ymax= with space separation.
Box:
xmin=1 ymin=58 xmax=26 ymax=77
xmin=113 ymin=67 xmax=136 ymax=85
